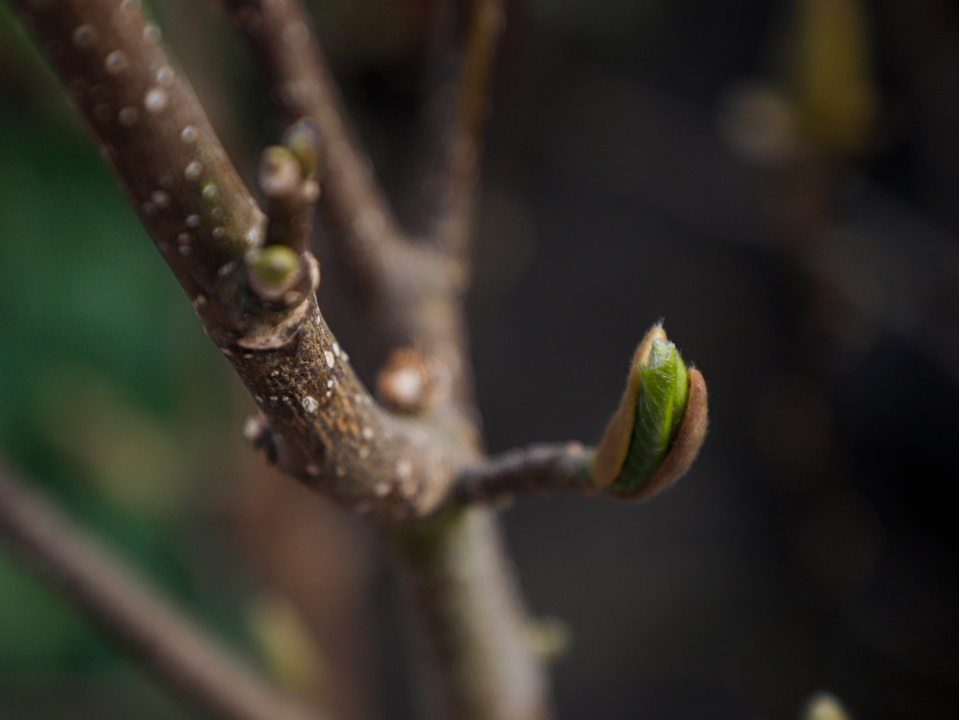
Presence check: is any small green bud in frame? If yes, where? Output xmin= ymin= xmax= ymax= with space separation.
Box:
xmin=282 ymin=119 xmax=322 ymax=181
xmin=592 ymin=325 xmax=704 ymax=499
xmin=247 ymin=245 xmax=302 ymax=300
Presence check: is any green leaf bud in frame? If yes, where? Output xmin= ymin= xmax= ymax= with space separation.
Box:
xmin=592 ymin=324 xmax=707 ymax=500
xmin=611 ymin=335 xmax=688 ymax=495
xmin=246 ymin=245 xmax=302 ymax=303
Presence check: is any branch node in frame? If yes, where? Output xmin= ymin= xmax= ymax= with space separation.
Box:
xmin=376 ymin=346 xmax=448 ymax=415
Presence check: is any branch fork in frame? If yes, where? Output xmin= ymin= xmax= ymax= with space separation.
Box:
xmin=8 ymin=2 xmax=709 ymax=720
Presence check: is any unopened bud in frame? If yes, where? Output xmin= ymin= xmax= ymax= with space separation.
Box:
xmin=592 ymin=324 xmax=707 ymax=500
xmin=247 ymin=245 xmax=302 ymax=303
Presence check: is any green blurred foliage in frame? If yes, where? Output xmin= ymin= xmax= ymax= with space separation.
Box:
xmin=0 ymin=4 xmax=262 ymax=712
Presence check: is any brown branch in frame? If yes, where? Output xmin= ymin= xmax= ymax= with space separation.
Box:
xmin=220 ymin=0 xmax=478 ymax=412
xmin=221 ymin=0 xmax=504 ymax=257
xmin=14 ymin=0 xmax=477 ymax=521
xmin=14 ymin=0 xmax=265 ymax=336
xmin=456 ymin=443 xmax=595 ymax=503
xmin=0 ymin=464 xmax=324 ymax=720
xmin=13 ymin=5 xmax=707 ymax=720
xmin=218 ymin=7 xmax=554 ymax=719
xmin=216 ymin=5 xmax=552 ymax=719
xmin=394 ymin=508 xmax=551 ymax=720
xmin=230 ymin=305 xmax=477 ymax=520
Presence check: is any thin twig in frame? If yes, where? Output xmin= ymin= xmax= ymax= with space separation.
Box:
xmin=218 ymin=4 xmax=553 ymax=718
xmin=220 ymin=0 xmax=408 ymax=271
xmin=220 ymin=0 xmax=476 ymax=410
xmin=0 ymin=464 xmax=324 ymax=720
xmin=258 ymin=119 xmax=321 ymax=256
xmin=427 ymin=0 xmax=506 ymax=255
xmin=217 ymin=0 xmax=460 ymax=411
xmin=456 ymin=442 xmax=595 ymax=503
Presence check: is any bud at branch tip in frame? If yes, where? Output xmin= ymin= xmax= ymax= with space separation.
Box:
xmin=282 ymin=119 xmax=322 ymax=183
xmin=591 ymin=323 xmax=708 ymax=500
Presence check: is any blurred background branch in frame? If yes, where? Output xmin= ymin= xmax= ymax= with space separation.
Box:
xmin=0 ymin=463 xmax=322 ymax=720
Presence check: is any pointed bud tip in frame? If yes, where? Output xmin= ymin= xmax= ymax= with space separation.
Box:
xmin=633 ymin=324 xmax=667 ymax=367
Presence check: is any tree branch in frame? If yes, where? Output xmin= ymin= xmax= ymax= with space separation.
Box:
xmin=456 ymin=443 xmax=594 ymax=503
xmin=458 ymin=367 xmax=709 ymax=505
xmin=0 ymin=464 xmax=324 ymax=720
xmin=13 ymin=0 xmax=477 ymax=521
xmin=14 ymin=0 xmax=265 ymax=334
xmin=221 ymin=0 xmax=479 ymax=415
xmin=393 ymin=508 xmax=551 ymax=720
xmin=11 ymin=5 xmax=709 ymax=720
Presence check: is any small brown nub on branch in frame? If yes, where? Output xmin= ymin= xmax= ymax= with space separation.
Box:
xmin=376 ymin=346 xmax=443 ymax=415
xmin=243 ymin=414 xmax=278 ymax=465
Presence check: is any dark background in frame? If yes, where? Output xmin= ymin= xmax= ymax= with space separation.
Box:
xmin=0 ymin=0 xmax=956 ymax=719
